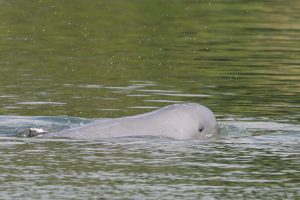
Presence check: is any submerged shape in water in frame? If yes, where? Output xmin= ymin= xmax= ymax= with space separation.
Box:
xmin=38 ymin=103 xmax=218 ymax=140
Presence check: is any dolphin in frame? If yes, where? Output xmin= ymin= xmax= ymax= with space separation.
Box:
xmin=38 ymin=103 xmax=218 ymax=140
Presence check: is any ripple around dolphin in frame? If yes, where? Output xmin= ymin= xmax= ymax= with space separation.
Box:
xmin=0 ymin=114 xmax=299 ymax=142
xmin=218 ymin=118 xmax=300 ymax=145
xmin=0 ymin=115 xmax=93 ymax=137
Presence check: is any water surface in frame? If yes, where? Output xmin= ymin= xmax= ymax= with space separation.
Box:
xmin=0 ymin=0 xmax=299 ymax=199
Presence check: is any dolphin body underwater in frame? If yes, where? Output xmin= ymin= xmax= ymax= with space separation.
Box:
xmin=33 ymin=103 xmax=218 ymax=140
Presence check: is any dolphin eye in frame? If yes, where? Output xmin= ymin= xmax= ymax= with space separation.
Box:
xmin=199 ymin=127 xmax=204 ymax=132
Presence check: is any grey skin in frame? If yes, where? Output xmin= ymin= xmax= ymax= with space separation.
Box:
xmin=39 ymin=103 xmax=218 ymax=140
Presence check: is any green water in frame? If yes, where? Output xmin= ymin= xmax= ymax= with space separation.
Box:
xmin=0 ymin=0 xmax=299 ymax=199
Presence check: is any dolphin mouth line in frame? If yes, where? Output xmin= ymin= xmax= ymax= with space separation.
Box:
xmin=205 ymin=133 xmax=214 ymax=138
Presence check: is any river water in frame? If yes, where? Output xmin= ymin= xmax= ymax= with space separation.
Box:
xmin=0 ymin=1 xmax=299 ymax=199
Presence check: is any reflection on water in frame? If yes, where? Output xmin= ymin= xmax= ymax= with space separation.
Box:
xmin=0 ymin=0 xmax=300 ymax=199
xmin=0 ymin=0 xmax=299 ymax=121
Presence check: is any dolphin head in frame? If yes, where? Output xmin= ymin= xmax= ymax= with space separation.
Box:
xmin=168 ymin=103 xmax=218 ymax=139
xmin=190 ymin=103 xmax=218 ymax=139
